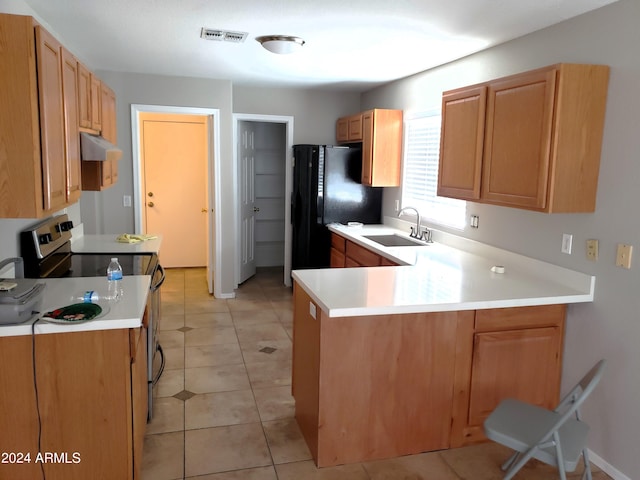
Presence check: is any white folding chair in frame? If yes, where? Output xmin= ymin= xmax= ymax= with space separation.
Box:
xmin=483 ymin=359 xmax=606 ymax=480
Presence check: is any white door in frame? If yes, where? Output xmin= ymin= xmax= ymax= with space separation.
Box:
xmin=239 ymin=121 xmax=257 ymax=283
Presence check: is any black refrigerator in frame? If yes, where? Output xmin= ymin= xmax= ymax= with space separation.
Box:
xmin=292 ymin=144 xmax=382 ymax=270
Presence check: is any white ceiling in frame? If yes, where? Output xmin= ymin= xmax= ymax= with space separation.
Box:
xmin=24 ymin=0 xmax=617 ymax=92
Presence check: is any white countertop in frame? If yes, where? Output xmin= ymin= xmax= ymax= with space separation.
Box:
xmin=72 ymin=234 xmax=162 ymax=255
xmin=0 ymin=276 xmax=151 ymax=337
xmin=291 ymin=224 xmax=595 ymax=318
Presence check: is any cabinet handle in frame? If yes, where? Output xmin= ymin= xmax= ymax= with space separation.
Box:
xmin=148 ymin=201 xmax=154 ymax=207
xmin=148 ymin=192 xmax=154 ymax=197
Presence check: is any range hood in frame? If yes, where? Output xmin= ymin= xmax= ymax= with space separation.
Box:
xmin=80 ymin=132 xmax=122 ymax=162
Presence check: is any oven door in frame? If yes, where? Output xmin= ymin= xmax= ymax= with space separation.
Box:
xmin=147 ymin=263 xmax=165 ymax=420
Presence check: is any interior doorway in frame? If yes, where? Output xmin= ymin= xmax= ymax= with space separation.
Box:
xmin=139 ymin=112 xmax=209 ymax=268
xmin=233 ymin=114 xmax=294 ymax=288
xmin=131 ymin=104 xmax=223 ymax=297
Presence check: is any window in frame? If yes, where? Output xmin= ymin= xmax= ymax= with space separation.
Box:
xmin=401 ymin=112 xmax=466 ymax=229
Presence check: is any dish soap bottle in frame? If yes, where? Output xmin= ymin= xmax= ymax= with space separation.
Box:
xmin=106 ymin=257 xmax=123 ymax=301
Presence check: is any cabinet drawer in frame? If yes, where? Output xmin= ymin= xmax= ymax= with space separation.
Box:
xmin=346 ymin=240 xmax=381 ymax=267
xmin=331 ymin=233 xmax=346 ymax=252
xmin=380 ymin=256 xmax=399 ymax=266
xmin=475 ymin=304 xmax=566 ymax=332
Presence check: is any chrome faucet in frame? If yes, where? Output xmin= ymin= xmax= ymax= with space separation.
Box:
xmin=398 ymin=206 xmax=432 ymax=242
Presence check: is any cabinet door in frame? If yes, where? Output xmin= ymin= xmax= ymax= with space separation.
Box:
xmin=482 ymin=69 xmax=557 ymax=209
xmin=130 ymin=327 xmax=148 ymax=480
xmin=77 ymin=62 xmax=92 ymax=129
xmin=35 ymin=25 xmax=67 ymax=213
xmin=336 ymin=117 xmax=349 ymax=143
xmin=467 ymin=326 xmax=562 ymax=426
xmin=60 ymin=47 xmax=82 ymax=204
xmin=90 ymin=74 xmax=102 ymax=131
xmin=330 ymin=248 xmax=345 ymax=267
xmin=101 ymin=84 xmax=117 ymax=142
xmin=348 ymin=114 xmax=363 ymax=141
xmin=101 ymin=84 xmax=118 ymax=185
xmin=361 ymin=111 xmax=374 ymax=184
xmin=361 ymin=109 xmax=402 ymax=187
xmin=438 ymin=86 xmax=486 ymax=200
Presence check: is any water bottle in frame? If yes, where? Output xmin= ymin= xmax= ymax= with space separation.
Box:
xmin=72 ymin=290 xmax=100 ymax=303
xmin=71 ymin=290 xmax=118 ymax=303
xmin=106 ymin=257 xmax=123 ymax=301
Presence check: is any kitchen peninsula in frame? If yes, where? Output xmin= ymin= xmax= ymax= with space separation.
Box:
xmin=291 ymin=224 xmax=594 ymax=467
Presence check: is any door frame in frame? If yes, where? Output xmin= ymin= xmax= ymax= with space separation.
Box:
xmin=233 ymin=114 xmax=294 ymax=288
xmin=131 ymin=104 xmax=223 ymax=297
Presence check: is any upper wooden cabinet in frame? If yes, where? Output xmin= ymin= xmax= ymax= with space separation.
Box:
xmin=336 ymin=109 xmax=403 ymax=187
xmin=77 ymin=62 xmax=92 ymax=129
xmin=438 ymin=64 xmax=609 ymax=213
xmin=90 ymin=74 xmax=102 ymax=131
xmin=0 ymin=14 xmax=80 ymax=218
xmin=61 ymin=47 xmax=82 ymax=205
xmin=81 ymin=82 xmax=119 ymax=191
xmin=336 ymin=113 xmax=363 ymax=143
xmin=438 ymin=86 xmax=486 ymax=200
xmin=361 ymin=109 xmax=403 ymax=186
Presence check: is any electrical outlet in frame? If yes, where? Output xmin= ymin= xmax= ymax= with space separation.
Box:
xmin=470 ymin=215 xmax=479 ymax=228
xmin=586 ymin=239 xmax=599 ymax=261
xmin=123 ymin=195 xmax=132 ymax=207
xmin=561 ymin=234 xmax=573 ymax=254
xmin=616 ymin=244 xmax=633 ymax=269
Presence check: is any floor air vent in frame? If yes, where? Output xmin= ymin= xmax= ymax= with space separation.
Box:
xmin=200 ymin=28 xmax=248 ymax=43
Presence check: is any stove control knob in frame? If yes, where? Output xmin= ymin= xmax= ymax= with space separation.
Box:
xmin=39 ymin=233 xmax=53 ymax=244
xmin=59 ymin=220 xmax=74 ymax=232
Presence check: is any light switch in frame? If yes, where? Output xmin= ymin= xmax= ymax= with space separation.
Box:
xmin=561 ymin=234 xmax=573 ymax=254
xmin=616 ymin=244 xmax=633 ymax=269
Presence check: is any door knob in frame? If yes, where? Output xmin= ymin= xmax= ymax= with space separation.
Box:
xmin=254 ymin=207 xmax=260 ymax=212
xmin=148 ymin=201 xmax=154 ymax=207
xmin=148 ymin=192 xmax=154 ymax=197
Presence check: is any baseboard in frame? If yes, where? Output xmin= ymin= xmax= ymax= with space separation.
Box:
xmin=589 ymin=449 xmax=631 ymax=480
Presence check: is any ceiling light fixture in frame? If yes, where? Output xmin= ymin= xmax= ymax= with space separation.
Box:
xmin=256 ymin=35 xmax=305 ymax=54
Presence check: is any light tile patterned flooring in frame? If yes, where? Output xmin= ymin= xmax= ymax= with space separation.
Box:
xmin=142 ymin=267 xmax=612 ymax=480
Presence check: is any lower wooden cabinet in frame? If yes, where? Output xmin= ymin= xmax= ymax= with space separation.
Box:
xmin=330 ymin=233 xmax=399 ymax=267
xmin=0 ymin=328 xmax=147 ymax=479
xmin=450 ymin=304 xmax=565 ymax=447
xmin=330 ymin=233 xmax=346 ymax=268
xmin=292 ymin=282 xmax=566 ymax=465
xmin=346 ymin=240 xmax=381 ymax=266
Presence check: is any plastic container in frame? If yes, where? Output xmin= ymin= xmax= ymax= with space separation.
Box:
xmin=107 ymin=258 xmax=123 ymax=281
xmin=71 ymin=290 xmax=119 ymax=303
xmin=107 ymin=257 xmax=123 ymax=302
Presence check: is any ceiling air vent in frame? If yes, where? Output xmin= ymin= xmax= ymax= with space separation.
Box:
xmin=200 ymin=28 xmax=248 ymax=43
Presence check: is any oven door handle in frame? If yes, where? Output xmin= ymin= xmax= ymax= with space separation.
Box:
xmin=151 ymin=263 xmax=165 ymax=292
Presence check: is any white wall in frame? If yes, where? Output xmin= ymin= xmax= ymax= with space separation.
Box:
xmin=233 ymin=86 xmax=361 ymax=144
xmin=362 ymin=1 xmax=639 ymax=477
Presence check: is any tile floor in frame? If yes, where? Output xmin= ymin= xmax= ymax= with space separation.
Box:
xmin=142 ymin=267 xmax=612 ymax=480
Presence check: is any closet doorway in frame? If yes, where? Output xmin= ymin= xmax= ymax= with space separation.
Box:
xmin=234 ymin=114 xmax=294 ymax=287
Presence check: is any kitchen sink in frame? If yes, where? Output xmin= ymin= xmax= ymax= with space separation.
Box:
xmin=362 ymin=234 xmax=428 ymax=247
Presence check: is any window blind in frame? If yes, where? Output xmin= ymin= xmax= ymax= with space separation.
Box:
xmin=402 ymin=113 xmax=466 ymax=229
